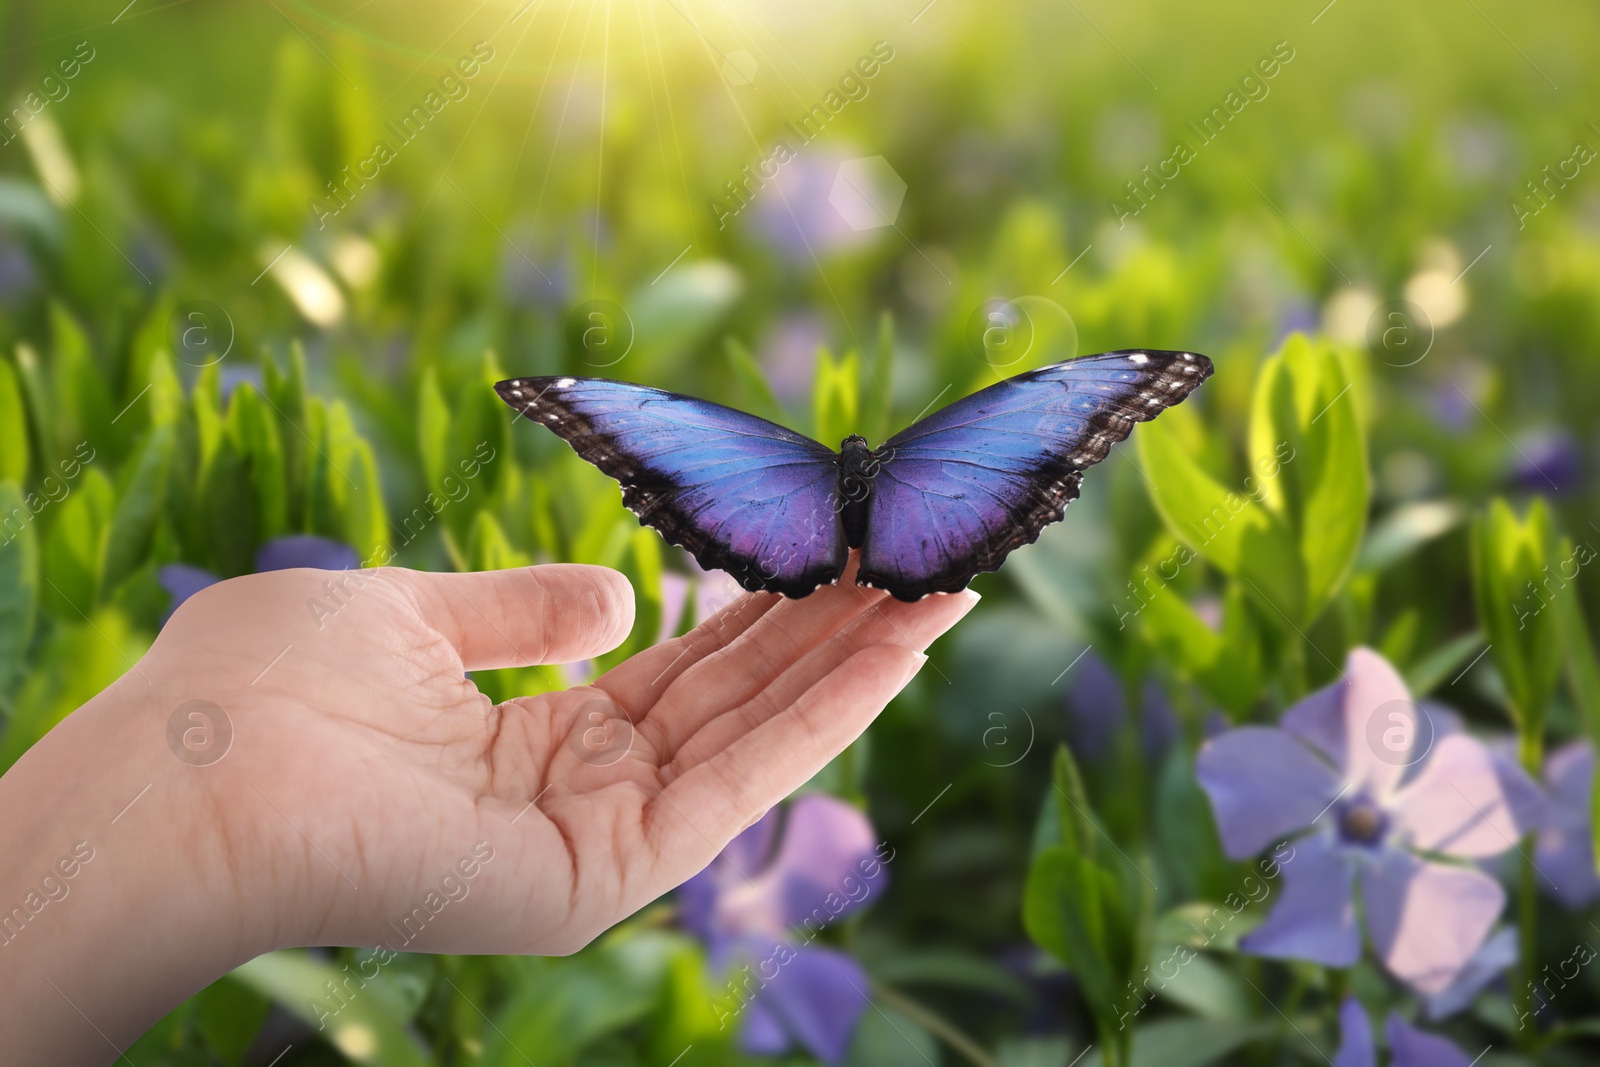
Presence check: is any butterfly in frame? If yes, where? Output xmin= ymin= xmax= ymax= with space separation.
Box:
xmin=495 ymin=349 xmax=1212 ymax=602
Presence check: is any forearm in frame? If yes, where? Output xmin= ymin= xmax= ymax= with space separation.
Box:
xmin=0 ymin=676 xmax=259 ymax=1064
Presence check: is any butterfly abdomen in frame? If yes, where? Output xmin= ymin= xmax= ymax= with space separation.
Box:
xmin=837 ymin=434 xmax=883 ymax=549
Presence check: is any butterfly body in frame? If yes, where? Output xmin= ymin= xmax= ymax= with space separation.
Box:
xmin=497 ymin=350 xmax=1212 ymax=602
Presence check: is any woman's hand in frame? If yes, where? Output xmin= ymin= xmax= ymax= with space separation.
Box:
xmin=0 ymin=561 xmax=974 ymax=1063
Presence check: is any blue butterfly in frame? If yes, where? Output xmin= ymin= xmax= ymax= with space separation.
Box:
xmin=495 ymin=350 xmax=1213 ymax=601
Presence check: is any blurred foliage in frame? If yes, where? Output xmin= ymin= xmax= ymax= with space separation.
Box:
xmin=2 ymin=0 xmax=1600 ymax=1063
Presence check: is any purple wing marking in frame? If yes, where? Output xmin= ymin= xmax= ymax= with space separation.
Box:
xmin=496 ymin=377 xmax=846 ymax=597
xmin=857 ymin=350 xmax=1213 ymax=600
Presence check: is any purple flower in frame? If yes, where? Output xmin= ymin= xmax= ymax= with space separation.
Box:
xmin=1535 ymin=741 xmax=1600 ymax=909
xmin=1197 ymin=648 xmax=1541 ymax=994
xmin=158 ymin=534 xmax=361 ymax=618
xmin=1423 ymin=926 xmax=1517 ymax=1020
xmin=219 ymin=364 xmax=265 ymax=404
xmin=1063 ymin=651 xmax=1176 ymax=764
xmin=1509 ymin=428 xmax=1582 ymax=494
xmin=1334 ymin=997 xmax=1477 ymax=1067
xmin=759 ymin=312 xmax=829 ymax=407
xmin=253 ymin=534 xmax=360 ymax=574
xmin=747 ymin=154 xmax=872 ymax=265
xmin=679 ymin=793 xmax=888 ymax=1064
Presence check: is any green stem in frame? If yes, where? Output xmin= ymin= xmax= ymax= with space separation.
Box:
xmin=871 ymin=981 xmax=1000 ymax=1067
xmin=1282 ymin=633 xmax=1308 ymax=703
xmin=1516 ymin=727 xmax=1544 ymax=1052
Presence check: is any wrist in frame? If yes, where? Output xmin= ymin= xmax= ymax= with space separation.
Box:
xmin=0 ymin=672 xmax=267 ymax=1061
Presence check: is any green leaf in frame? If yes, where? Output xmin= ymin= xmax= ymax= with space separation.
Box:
xmin=625 ymin=260 xmax=743 ymax=374
xmin=1050 ymin=743 xmax=1097 ymax=860
xmin=1080 ymin=1019 xmax=1275 ymax=1067
xmin=864 ymin=311 xmax=896 ymax=444
xmin=47 ymin=302 xmax=115 ymax=463
xmin=1137 ymin=413 xmax=1303 ymax=621
xmin=195 ymin=977 xmax=271 ymax=1065
xmin=722 ymin=336 xmax=790 ymax=427
xmin=41 ymin=466 xmax=115 ymax=614
xmin=1138 ymin=577 xmax=1262 ymax=718
xmin=322 ymin=400 xmax=387 ymax=561
xmin=1023 ymin=847 xmax=1134 ymax=1044
xmin=230 ymin=950 xmax=430 ymax=1066
xmin=465 ymin=510 xmax=531 ymax=572
xmin=1146 ymin=946 xmax=1251 ymax=1022
xmin=812 ymin=346 xmax=861 ymax=451
xmin=479 ymin=930 xmax=681 ymax=1067
xmin=0 ymin=481 xmax=40 ymax=701
xmin=1247 ymin=334 xmax=1369 ymax=625
xmin=1357 ymin=500 xmax=1466 ymax=572
xmin=0 ymin=607 xmax=150 ymax=772
xmin=597 ymin=526 xmax=664 ymax=669
xmin=198 ymin=437 xmax=257 ymax=576
xmin=1471 ymin=498 xmax=1562 ymax=741
xmin=102 ymin=424 xmax=176 ymax=595
xmin=416 ymin=364 xmax=450 ymax=492
xmin=843 ymin=1002 xmax=939 ymax=1067
xmin=1402 ymin=630 xmax=1487 ymax=697
xmin=227 ymin=385 xmax=289 ymax=540
xmin=0 ymin=358 xmax=29 ymax=483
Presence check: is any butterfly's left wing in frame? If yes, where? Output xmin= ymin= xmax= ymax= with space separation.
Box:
xmin=857 ymin=350 xmax=1213 ymax=600
xmin=496 ymin=376 xmax=848 ymax=597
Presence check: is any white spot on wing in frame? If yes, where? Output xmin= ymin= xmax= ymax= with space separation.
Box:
xmin=555 ymin=377 xmax=577 ymax=387
xmin=1129 ymin=353 xmax=1150 ymax=365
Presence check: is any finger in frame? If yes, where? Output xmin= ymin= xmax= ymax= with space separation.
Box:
xmin=391 ymin=564 xmax=635 ymax=670
xmin=663 ymin=589 xmax=977 ymax=776
xmin=632 ymin=574 xmax=889 ymax=754
xmin=645 ymin=644 xmax=926 ymax=882
xmin=593 ymin=588 xmax=780 ymax=715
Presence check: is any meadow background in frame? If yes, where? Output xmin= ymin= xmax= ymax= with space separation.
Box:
xmin=2 ymin=0 xmax=1599 ymax=1063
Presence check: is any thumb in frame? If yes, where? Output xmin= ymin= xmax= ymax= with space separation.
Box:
xmin=393 ymin=564 xmax=635 ymax=670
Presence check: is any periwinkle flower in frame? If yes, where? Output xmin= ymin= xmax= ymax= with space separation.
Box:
xmin=1422 ymin=926 xmax=1517 ymax=1020
xmin=1062 ymin=651 xmax=1176 ymax=764
xmin=1535 ymin=740 xmax=1600 ymax=909
xmin=1197 ymin=648 xmax=1541 ymax=994
xmin=1509 ymin=428 xmax=1582 ymax=494
xmin=679 ymin=793 xmax=890 ymax=1064
xmin=1333 ymin=996 xmax=1477 ymax=1067
xmin=158 ymin=534 xmax=361 ymax=617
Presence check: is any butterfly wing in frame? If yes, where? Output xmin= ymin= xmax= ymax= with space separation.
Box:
xmin=496 ymin=376 xmax=847 ymax=596
xmin=857 ymin=350 xmax=1213 ymax=600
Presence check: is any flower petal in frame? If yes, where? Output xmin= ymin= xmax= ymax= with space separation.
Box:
xmin=1385 ymin=1012 xmax=1472 ymax=1067
xmin=1535 ymin=821 xmax=1600 ymax=910
xmin=737 ymin=994 xmax=792 ymax=1057
xmin=1362 ymin=851 xmax=1504 ymax=996
xmin=677 ymin=807 xmax=780 ymax=942
xmin=1332 ymin=997 xmax=1375 ymax=1067
xmin=1535 ymin=741 xmax=1600 ymax=909
xmin=1281 ymin=678 xmax=1348 ymax=767
xmin=1196 ymin=728 xmax=1341 ymax=859
xmin=760 ymin=946 xmax=872 ymax=1065
xmin=658 ymin=572 xmax=690 ymax=643
xmin=771 ymin=794 xmax=884 ymax=930
xmin=1064 ymin=651 xmax=1125 ymax=760
xmin=1239 ymin=833 xmax=1360 ymax=967
xmin=1423 ymin=926 xmax=1517 ymax=1021
xmin=158 ymin=563 xmax=221 ymax=618
xmin=1546 ymin=739 xmax=1593 ymax=816
xmin=254 ymin=534 xmax=360 ymax=573
xmin=1389 ymin=733 xmax=1544 ymax=858
xmin=1347 ymin=648 xmax=1419 ymax=797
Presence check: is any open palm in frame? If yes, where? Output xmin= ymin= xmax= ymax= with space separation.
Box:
xmin=147 ymin=562 xmax=973 ymax=959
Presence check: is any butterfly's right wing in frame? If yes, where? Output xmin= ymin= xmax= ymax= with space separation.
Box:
xmin=496 ymin=377 xmax=847 ymax=597
xmin=858 ymin=350 xmax=1212 ymax=600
